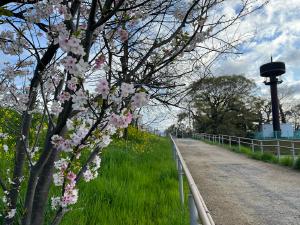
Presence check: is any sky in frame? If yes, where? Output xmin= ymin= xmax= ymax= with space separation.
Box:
xmin=146 ymin=0 xmax=300 ymax=131
xmin=213 ymin=0 xmax=300 ymax=97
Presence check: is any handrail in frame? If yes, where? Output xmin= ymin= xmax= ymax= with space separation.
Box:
xmin=170 ymin=135 xmax=215 ymax=225
xmin=202 ymin=133 xmax=300 ymax=143
xmin=194 ymin=133 xmax=300 ymax=162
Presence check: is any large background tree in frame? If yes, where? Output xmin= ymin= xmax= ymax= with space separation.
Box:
xmin=191 ymin=75 xmax=260 ymax=136
xmin=286 ymin=104 xmax=300 ymax=130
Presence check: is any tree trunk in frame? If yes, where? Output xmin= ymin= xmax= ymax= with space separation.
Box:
xmin=4 ymin=112 xmax=31 ymax=225
xmin=279 ymin=104 xmax=286 ymax=123
xmin=21 ymin=129 xmax=54 ymax=225
xmin=51 ymin=209 xmax=64 ymax=225
xmin=30 ymin=149 xmax=58 ymax=225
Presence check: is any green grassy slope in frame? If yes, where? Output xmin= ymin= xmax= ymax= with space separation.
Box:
xmin=60 ymin=131 xmax=189 ymax=225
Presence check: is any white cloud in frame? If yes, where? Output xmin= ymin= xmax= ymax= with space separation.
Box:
xmin=211 ymin=0 xmax=300 ymax=98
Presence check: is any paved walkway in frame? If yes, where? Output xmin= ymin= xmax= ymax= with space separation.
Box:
xmin=175 ymin=138 xmax=300 ymax=225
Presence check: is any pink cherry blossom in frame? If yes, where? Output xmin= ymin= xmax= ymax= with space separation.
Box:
xmin=67 ymin=77 xmax=78 ymax=92
xmin=119 ymin=29 xmax=129 ymax=42
xmin=59 ymin=34 xmax=85 ymax=56
xmin=72 ymin=89 xmax=88 ymax=111
xmin=61 ymin=56 xmax=77 ymax=74
xmin=94 ymin=54 xmax=105 ymax=69
xmin=50 ymin=101 xmax=63 ymax=114
xmin=125 ymin=112 xmax=133 ymax=124
xmin=58 ymin=91 xmax=71 ymax=102
xmin=121 ymin=83 xmax=135 ymax=97
xmin=54 ymin=158 xmax=68 ymax=171
xmin=109 ymin=112 xmax=133 ymax=128
xmin=53 ymin=172 xmax=64 ymax=186
xmin=67 ymin=172 xmax=76 ymax=182
xmin=95 ymin=79 xmax=110 ymax=97
xmin=51 ymin=197 xmax=61 ymax=210
xmin=131 ymin=92 xmax=149 ymax=108
xmin=51 ymin=135 xmax=72 ymax=152
xmin=83 ymin=169 xmax=94 ymax=182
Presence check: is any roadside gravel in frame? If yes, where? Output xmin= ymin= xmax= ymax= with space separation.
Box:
xmin=175 ymin=138 xmax=300 ymax=225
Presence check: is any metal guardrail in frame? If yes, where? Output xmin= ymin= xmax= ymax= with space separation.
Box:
xmin=170 ymin=135 xmax=215 ymax=225
xmin=194 ymin=133 xmax=300 ymax=162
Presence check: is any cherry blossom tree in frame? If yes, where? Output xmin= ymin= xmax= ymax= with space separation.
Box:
xmin=0 ymin=0 xmax=267 ymax=225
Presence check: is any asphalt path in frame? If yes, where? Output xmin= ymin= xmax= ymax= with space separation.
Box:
xmin=175 ymin=138 xmax=300 ymax=225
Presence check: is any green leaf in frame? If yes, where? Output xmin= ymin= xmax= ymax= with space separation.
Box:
xmin=97 ymin=98 xmax=103 ymax=107
xmin=0 ymin=7 xmax=13 ymax=17
xmin=73 ymin=30 xmax=81 ymax=37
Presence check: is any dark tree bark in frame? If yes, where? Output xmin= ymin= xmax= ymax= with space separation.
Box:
xmin=279 ymin=104 xmax=286 ymax=123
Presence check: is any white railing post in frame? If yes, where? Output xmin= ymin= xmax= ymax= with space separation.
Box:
xmin=222 ymin=135 xmax=224 ymax=145
xmin=175 ymin=152 xmax=179 ymax=170
xmin=229 ymin=136 xmax=231 ymax=149
xmin=188 ymin=193 xmax=200 ymax=225
xmin=218 ymin=135 xmax=221 ymax=144
xmin=238 ymin=137 xmax=241 ymax=151
xmin=260 ymin=141 xmax=263 ymax=154
xmin=172 ymin=142 xmax=177 ymax=161
xmin=178 ymin=161 xmax=184 ymax=205
xmin=251 ymin=140 xmax=254 ymax=152
xmin=277 ymin=140 xmax=280 ymax=160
